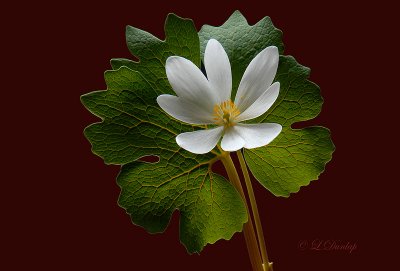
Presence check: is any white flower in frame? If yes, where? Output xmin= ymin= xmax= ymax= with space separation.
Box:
xmin=157 ymin=39 xmax=282 ymax=154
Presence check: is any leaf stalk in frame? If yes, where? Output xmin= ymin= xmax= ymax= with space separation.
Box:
xmin=237 ymin=150 xmax=272 ymax=271
xmin=220 ymin=152 xmax=264 ymax=271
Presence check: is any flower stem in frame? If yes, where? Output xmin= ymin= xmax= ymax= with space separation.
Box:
xmin=220 ymin=152 xmax=264 ymax=271
xmin=237 ymin=150 xmax=273 ymax=271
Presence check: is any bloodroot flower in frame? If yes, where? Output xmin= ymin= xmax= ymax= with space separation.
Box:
xmin=157 ymin=39 xmax=282 ymax=154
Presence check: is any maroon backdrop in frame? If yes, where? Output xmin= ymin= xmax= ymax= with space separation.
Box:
xmin=3 ymin=1 xmax=395 ymax=270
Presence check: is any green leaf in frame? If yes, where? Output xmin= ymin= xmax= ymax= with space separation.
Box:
xmin=81 ymin=14 xmax=247 ymax=253
xmin=118 ymin=159 xmax=247 ymax=253
xmin=244 ymin=127 xmax=333 ymax=196
xmin=199 ymin=11 xmax=334 ymax=197
xmin=111 ymin=13 xmax=200 ymax=94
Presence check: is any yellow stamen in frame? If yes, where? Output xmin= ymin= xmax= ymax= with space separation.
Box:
xmin=213 ymin=99 xmax=240 ymax=127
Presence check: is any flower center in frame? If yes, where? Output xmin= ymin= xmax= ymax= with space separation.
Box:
xmin=213 ymin=99 xmax=240 ymax=127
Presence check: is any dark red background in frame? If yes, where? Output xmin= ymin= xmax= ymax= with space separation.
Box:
xmin=2 ymin=1 xmax=395 ymax=270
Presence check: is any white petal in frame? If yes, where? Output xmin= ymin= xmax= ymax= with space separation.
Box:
xmin=234 ymin=46 xmax=279 ymax=112
xmin=176 ymin=126 xmax=224 ymax=154
xmin=204 ymin=39 xmax=232 ymax=103
xmin=221 ymin=127 xmax=245 ymax=152
xmin=166 ymin=56 xmax=218 ymax=112
xmin=235 ymin=123 xmax=282 ymax=149
xmin=157 ymin=94 xmax=214 ymax=124
xmin=236 ymin=82 xmax=280 ymax=122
